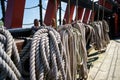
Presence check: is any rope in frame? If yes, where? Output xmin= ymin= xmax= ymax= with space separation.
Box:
xmin=0 ymin=29 xmax=13 ymax=56
xmin=20 ymin=41 xmax=31 ymax=77
xmin=42 ymin=7 xmax=46 ymax=10
xmin=0 ymin=57 xmax=18 ymax=80
xmin=20 ymin=41 xmax=31 ymax=59
xmin=30 ymin=27 xmax=67 ymax=80
xmin=91 ymin=20 xmax=110 ymax=51
xmin=25 ymin=5 xmax=39 ymax=9
xmin=0 ymin=28 xmax=23 ymax=80
xmin=61 ymin=8 xmax=65 ymax=12
xmin=0 ymin=47 xmax=22 ymax=80
xmin=58 ymin=24 xmax=88 ymax=80
xmin=0 ymin=22 xmax=110 ymax=80
xmin=0 ymin=28 xmax=22 ymax=71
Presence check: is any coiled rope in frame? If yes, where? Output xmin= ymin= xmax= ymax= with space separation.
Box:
xmin=0 ymin=28 xmax=23 ymax=80
xmin=29 ymin=27 xmax=67 ymax=80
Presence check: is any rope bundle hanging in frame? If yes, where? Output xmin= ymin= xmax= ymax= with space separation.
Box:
xmin=0 ymin=28 xmax=22 ymax=80
xmin=58 ymin=23 xmax=88 ymax=80
xmin=91 ymin=20 xmax=110 ymax=51
xmin=102 ymin=20 xmax=110 ymax=45
xmin=29 ymin=27 xmax=67 ymax=80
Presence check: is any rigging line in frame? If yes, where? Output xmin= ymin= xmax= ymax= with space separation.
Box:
xmin=25 ymin=5 xmax=39 ymax=9
xmin=0 ymin=18 xmax=2 ymax=21
xmin=23 ymin=23 xmax=34 ymax=25
xmin=61 ymin=8 xmax=65 ymax=12
xmin=42 ymin=7 xmax=46 ymax=10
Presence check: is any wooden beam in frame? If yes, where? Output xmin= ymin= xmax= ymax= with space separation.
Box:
xmin=83 ymin=9 xmax=90 ymax=23
xmin=44 ymin=0 xmax=60 ymax=26
xmin=4 ymin=0 xmax=26 ymax=28
xmin=77 ymin=6 xmax=85 ymax=22
xmin=64 ymin=4 xmax=75 ymax=23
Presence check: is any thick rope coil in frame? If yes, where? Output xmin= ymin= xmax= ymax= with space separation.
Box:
xmin=0 ymin=41 xmax=5 ymax=50
xmin=20 ymin=41 xmax=31 ymax=59
xmin=0 ymin=28 xmax=23 ymax=80
xmin=0 ymin=57 xmax=18 ymax=80
xmin=49 ymin=31 xmax=66 ymax=79
xmin=12 ymin=41 xmax=22 ymax=73
xmin=0 ymin=28 xmax=22 ymax=71
xmin=0 ymin=47 xmax=22 ymax=80
xmin=30 ymin=29 xmax=48 ymax=80
xmin=36 ymin=37 xmax=44 ymax=80
xmin=0 ymin=34 xmax=6 ymax=44
xmin=30 ymin=27 xmax=67 ymax=80
xmin=0 ymin=28 xmax=13 ymax=56
xmin=49 ymin=39 xmax=59 ymax=79
xmin=40 ymin=36 xmax=50 ymax=73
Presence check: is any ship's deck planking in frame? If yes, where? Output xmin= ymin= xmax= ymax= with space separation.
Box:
xmin=87 ymin=40 xmax=120 ymax=80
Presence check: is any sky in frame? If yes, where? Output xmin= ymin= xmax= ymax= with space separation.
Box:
xmin=0 ymin=0 xmax=98 ymax=28
xmin=23 ymin=0 xmax=67 ymax=28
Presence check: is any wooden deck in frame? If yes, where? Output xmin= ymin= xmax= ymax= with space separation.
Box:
xmin=87 ymin=40 xmax=120 ymax=80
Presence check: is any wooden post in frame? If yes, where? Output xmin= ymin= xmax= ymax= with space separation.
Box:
xmin=4 ymin=0 xmax=26 ymax=28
